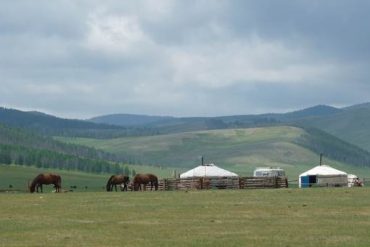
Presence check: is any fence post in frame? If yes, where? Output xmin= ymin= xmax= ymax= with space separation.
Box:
xmin=163 ymin=179 xmax=167 ymax=191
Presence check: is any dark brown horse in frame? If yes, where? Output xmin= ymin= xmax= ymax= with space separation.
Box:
xmin=132 ymin=173 xmax=158 ymax=191
xmin=106 ymin=175 xmax=130 ymax=191
xmin=29 ymin=173 xmax=62 ymax=193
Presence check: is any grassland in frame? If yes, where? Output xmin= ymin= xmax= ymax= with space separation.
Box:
xmin=1 ymin=188 xmax=370 ymax=247
xmin=56 ymin=126 xmax=370 ymax=179
xmin=0 ymin=164 xmax=183 ymax=192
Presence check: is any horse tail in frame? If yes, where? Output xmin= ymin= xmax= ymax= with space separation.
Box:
xmin=106 ymin=175 xmax=114 ymax=191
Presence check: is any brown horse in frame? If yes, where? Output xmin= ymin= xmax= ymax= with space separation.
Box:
xmin=106 ymin=174 xmax=130 ymax=191
xmin=132 ymin=173 xmax=158 ymax=191
xmin=29 ymin=173 xmax=62 ymax=193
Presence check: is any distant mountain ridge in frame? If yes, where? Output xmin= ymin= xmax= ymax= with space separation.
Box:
xmin=2 ymin=102 xmax=370 ymax=151
xmin=89 ymin=114 xmax=174 ymax=126
xmin=0 ymin=107 xmax=157 ymax=138
xmin=342 ymin=102 xmax=370 ymax=110
xmin=0 ymin=104 xmax=349 ymax=134
xmin=279 ymin=105 xmax=342 ymax=120
xmin=89 ymin=104 xmax=343 ymax=128
xmin=0 ymin=107 xmax=119 ymax=129
xmin=2 ymin=103 xmax=370 ymax=174
xmin=87 ymin=103 xmax=370 ymax=152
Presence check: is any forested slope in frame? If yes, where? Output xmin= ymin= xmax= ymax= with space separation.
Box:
xmin=0 ymin=124 xmax=125 ymax=174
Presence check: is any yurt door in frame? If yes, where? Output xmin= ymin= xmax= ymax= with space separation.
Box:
xmin=301 ymin=176 xmax=309 ymax=188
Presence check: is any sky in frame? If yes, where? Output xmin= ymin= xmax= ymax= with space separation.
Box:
xmin=1 ymin=0 xmax=370 ymax=119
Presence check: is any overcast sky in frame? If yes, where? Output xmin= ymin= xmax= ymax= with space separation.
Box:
xmin=1 ymin=1 xmax=370 ymax=119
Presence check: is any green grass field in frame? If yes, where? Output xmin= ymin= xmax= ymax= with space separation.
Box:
xmin=0 ymin=164 xmax=183 ymax=192
xmin=1 ymin=188 xmax=370 ymax=247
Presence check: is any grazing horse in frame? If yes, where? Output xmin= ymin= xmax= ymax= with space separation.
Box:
xmin=29 ymin=173 xmax=62 ymax=193
xmin=106 ymin=175 xmax=130 ymax=192
xmin=132 ymin=173 xmax=158 ymax=191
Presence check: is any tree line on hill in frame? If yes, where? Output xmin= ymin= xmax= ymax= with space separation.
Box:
xmin=0 ymin=143 xmax=138 ymax=176
xmin=294 ymin=126 xmax=370 ymax=167
xmin=0 ymin=124 xmax=121 ymax=162
xmin=0 ymin=124 xmax=141 ymax=175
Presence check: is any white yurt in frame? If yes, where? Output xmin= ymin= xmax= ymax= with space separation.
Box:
xmin=180 ymin=164 xmax=238 ymax=178
xmin=299 ymin=165 xmax=348 ymax=188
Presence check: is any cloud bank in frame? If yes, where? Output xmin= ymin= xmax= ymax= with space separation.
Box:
xmin=1 ymin=1 xmax=370 ymax=118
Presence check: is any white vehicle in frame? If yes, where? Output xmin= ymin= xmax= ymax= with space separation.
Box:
xmin=253 ymin=167 xmax=286 ymax=177
xmin=347 ymin=174 xmax=364 ymax=187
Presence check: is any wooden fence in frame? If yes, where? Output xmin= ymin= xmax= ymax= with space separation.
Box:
xmin=140 ymin=176 xmax=288 ymax=191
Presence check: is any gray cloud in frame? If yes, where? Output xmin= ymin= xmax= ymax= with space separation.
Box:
xmin=1 ymin=1 xmax=370 ymax=118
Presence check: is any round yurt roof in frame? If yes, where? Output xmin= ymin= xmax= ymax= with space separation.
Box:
xmin=180 ymin=164 xmax=239 ymax=178
xmin=299 ymin=165 xmax=347 ymax=177
xmin=348 ymin=174 xmax=358 ymax=179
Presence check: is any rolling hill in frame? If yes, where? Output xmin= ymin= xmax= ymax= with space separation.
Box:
xmin=56 ymin=126 xmax=370 ymax=178
xmin=0 ymin=123 xmax=130 ymax=174
xmin=88 ymin=105 xmax=343 ymax=133
xmin=3 ymin=104 xmax=370 ymax=180
xmin=0 ymin=107 xmax=157 ymax=138
xmin=88 ymin=103 xmax=370 ymax=153
xmin=298 ymin=104 xmax=370 ymax=151
xmin=3 ymin=103 xmax=370 ymax=153
xmin=89 ymin=114 xmax=174 ymax=126
xmin=0 ymin=123 xmax=182 ymax=187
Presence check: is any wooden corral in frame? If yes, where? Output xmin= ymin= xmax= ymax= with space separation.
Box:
xmin=240 ymin=176 xmax=288 ymax=189
xmin=139 ymin=177 xmax=288 ymax=191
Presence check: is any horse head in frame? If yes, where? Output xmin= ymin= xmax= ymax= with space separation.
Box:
xmin=29 ymin=178 xmax=37 ymax=193
xmin=29 ymin=185 xmax=35 ymax=193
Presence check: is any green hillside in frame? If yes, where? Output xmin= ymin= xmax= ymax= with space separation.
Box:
xmin=0 ymin=107 xmax=157 ymax=138
xmin=300 ymin=106 xmax=370 ymax=151
xmin=0 ymin=124 xmax=182 ymax=178
xmin=0 ymin=124 xmax=128 ymax=174
xmin=56 ymin=126 xmax=370 ymax=178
